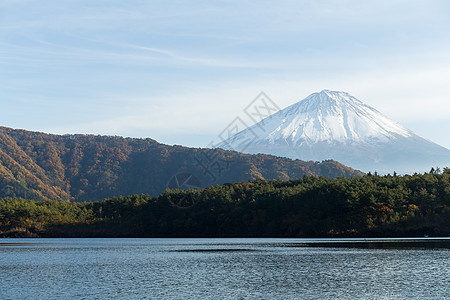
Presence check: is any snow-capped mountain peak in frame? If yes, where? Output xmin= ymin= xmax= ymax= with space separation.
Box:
xmin=271 ymin=89 xmax=412 ymax=144
xmin=229 ymin=89 xmax=412 ymax=147
xmin=216 ymin=90 xmax=450 ymax=174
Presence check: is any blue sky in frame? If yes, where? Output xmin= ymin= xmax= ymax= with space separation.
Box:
xmin=1 ymin=0 xmax=450 ymax=148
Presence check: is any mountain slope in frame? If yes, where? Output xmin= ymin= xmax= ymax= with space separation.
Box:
xmin=0 ymin=126 xmax=363 ymax=202
xmin=216 ymin=90 xmax=450 ymax=174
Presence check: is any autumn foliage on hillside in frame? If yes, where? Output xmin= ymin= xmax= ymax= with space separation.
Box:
xmin=0 ymin=127 xmax=363 ymax=202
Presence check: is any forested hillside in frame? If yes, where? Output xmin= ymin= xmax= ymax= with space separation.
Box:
xmin=1 ymin=171 xmax=449 ymax=238
xmin=0 ymin=127 xmax=362 ymax=202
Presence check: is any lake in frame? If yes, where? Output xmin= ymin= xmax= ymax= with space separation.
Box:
xmin=0 ymin=238 xmax=449 ymax=299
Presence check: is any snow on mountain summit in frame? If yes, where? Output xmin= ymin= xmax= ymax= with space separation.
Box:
xmin=216 ymin=90 xmax=450 ymax=174
xmin=258 ymin=89 xmax=412 ymax=145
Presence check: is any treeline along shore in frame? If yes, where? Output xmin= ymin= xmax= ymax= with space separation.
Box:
xmin=1 ymin=170 xmax=449 ymax=238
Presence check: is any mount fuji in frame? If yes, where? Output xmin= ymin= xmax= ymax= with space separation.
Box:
xmin=216 ymin=90 xmax=450 ymax=174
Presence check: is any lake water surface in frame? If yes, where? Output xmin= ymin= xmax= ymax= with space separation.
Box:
xmin=0 ymin=238 xmax=449 ymax=299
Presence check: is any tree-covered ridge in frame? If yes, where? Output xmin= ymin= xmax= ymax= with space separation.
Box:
xmin=0 ymin=126 xmax=363 ymax=202
xmin=1 ymin=171 xmax=449 ymax=237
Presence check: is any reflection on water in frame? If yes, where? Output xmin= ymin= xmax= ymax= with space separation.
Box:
xmin=0 ymin=238 xmax=449 ymax=299
xmin=282 ymin=238 xmax=450 ymax=250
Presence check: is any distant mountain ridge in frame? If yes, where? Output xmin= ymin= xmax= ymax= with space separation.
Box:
xmin=0 ymin=126 xmax=362 ymax=202
xmin=216 ymin=90 xmax=450 ymax=174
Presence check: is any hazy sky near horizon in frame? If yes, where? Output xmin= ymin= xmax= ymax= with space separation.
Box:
xmin=1 ymin=0 xmax=450 ymax=148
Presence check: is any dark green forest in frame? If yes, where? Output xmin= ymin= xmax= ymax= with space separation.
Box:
xmin=1 ymin=170 xmax=449 ymax=238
